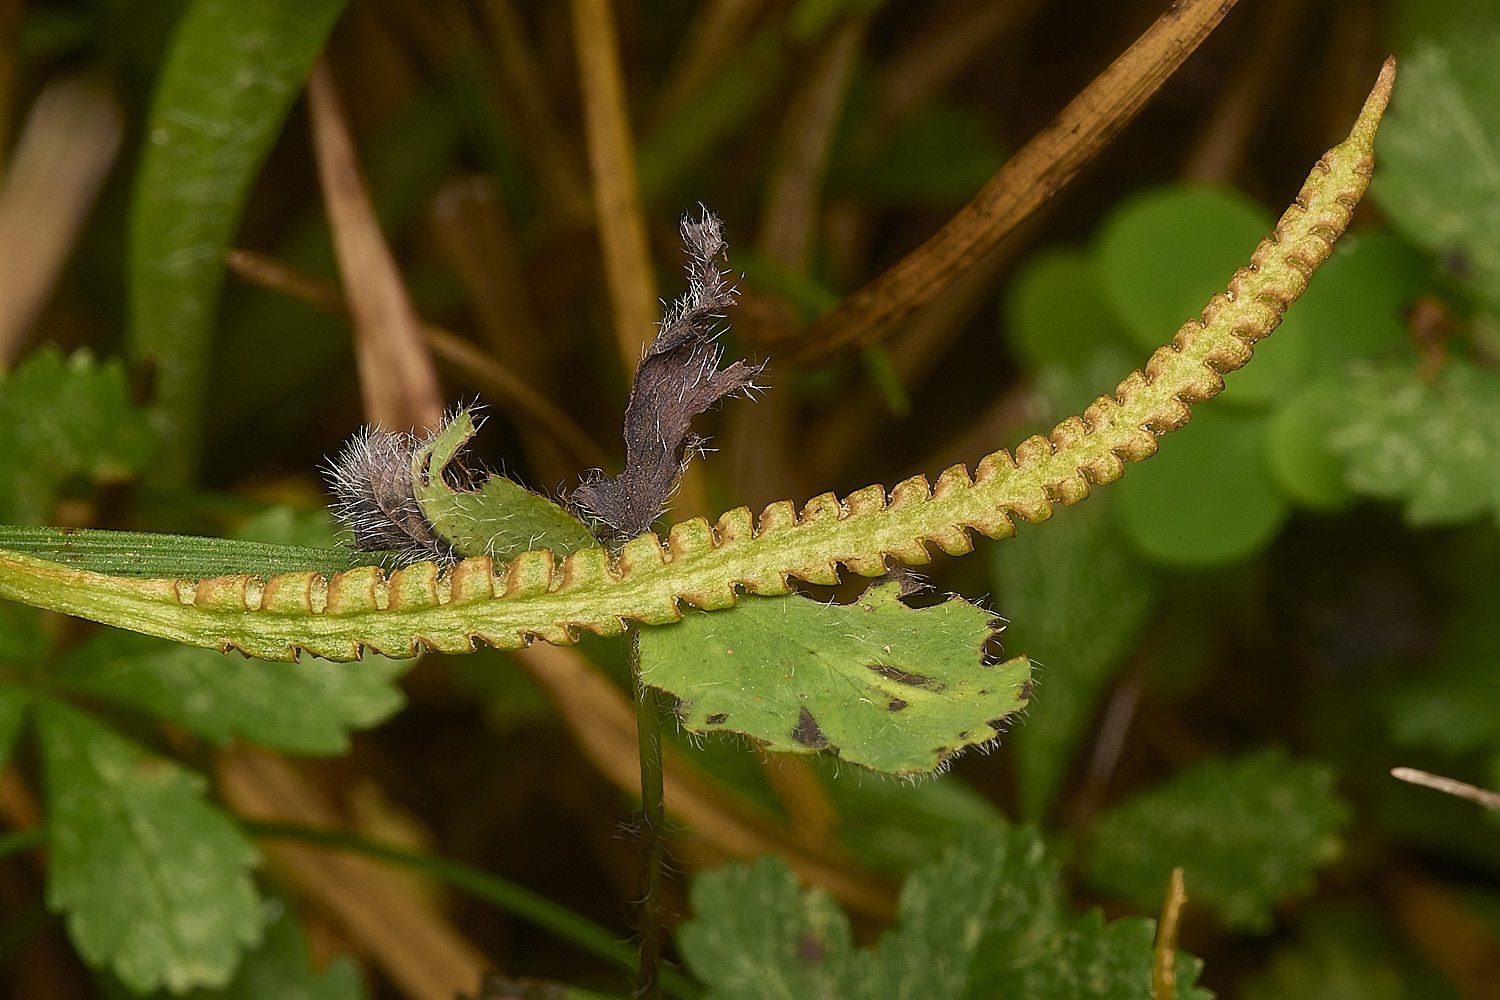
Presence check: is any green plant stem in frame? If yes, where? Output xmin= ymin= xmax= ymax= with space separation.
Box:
xmin=0 ymin=827 xmax=46 ymax=860
xmin=242 ymin=820 xmax=699 ymax=999
xmin=632 ymin=625 xmax=668 ymax=1000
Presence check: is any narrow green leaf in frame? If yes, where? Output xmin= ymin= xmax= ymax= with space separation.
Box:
xmin=128 ymin=0 xmax=348 ymax=482
xmin=1085 ymin=747 xmax=1351 ymax=933
xmin=1116 ymin=403 xmax=1290 ymax=566
xmin=413 ymin=409 xmax=596 ymax=561
xmin=0 ymin=525 xmax=385 ymax=579
xmin=0 ymin=348 xmax=153 ymax=525
xmin=639 ymin=583 xmax=1030 ymax=774
xmin=54 ymin=629 xmax=409 ymax=755
xmin=1373 ymin=27 xmax=1500 ymax=306
xmin=1325 ymin=355 xmax=1500 ymax=525
xmin=37 ymin=698 xmax=261 ymax=993
xmin=993 ymin=499 xmax=1158 ymax=820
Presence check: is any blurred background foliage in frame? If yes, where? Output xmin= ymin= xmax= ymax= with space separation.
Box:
xmin=2 ymin=0 xmax=1500 ymax=997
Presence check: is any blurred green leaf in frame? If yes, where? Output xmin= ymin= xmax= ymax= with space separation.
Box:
xmin=1373 ymin=28 xmax=1500 ymax=307
xmin=0 ymin=684 xmax=31 ymax=773
xmin=1239 ymin=905 xmax=1461 ymax=1000
xmin=1116 ymin=403 xmax=1289 ymax=566
xmin=1294 ymin=229 xmax=1427 ymax=378
xmin=640 ymin=584 xmax=1030 ymax=774
xmin=54 ymin=629 xmax=410 ymax=755
xmin=1265 ymin=380 xmax=1358 ymax=511
xmin=129 ymin=0 xmax=348 ymax=482
xmin=1004 ymin=249 xmax=1134 ymax=371
xmin=1325 ymin=355 xmax=1500 ymax=525
xmin=844 ymin=103 xmax=1004 ymax=206
xmin=993 ymin=499 xmax=1158 ymax=820
xmin=1095 ymin=184 xmax=1310 ymax=406
xmin=1086 ymin=748 xmax=1350 ymax=933
xmin=678 ymin=826 xmax=1201 ymax=1000
xmin=824 ymin=773 xmax=1007 ymax=876
xmin=38 ymin=698 xmax=261 ymax=993
xmin=186 ymin=897 xmax=364 ymax=1000
xmin=0 ymin=348 xmax=154 ymax=525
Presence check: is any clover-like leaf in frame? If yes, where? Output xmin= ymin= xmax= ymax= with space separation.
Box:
xmin=54 ymin=629 xmax=410 ymax=755
xmin=37 ymin=698 xmax=261 ymax=993
xmin=411 ymin=408 xmax=596 ymax=561
xmin=639 ymin=583 xmax=1030 ymax=774
xmin=1085 ymin=747 xmax=1350 ymax=933
xmin=0 ymin=348 xmax=153 ymax=524
xmin=1325 ymin=355 xmax=1500 ymax=525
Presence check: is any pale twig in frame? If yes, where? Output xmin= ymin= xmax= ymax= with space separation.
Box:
xmin=1391 ymin=767 xmax=1500 ymax=811
xmin=0 ymin=76 xmax=122 ymax=366
xmin=223 ymin=247 xmax=607 ymax=468
xmin=571 ymin=0 xmax=658 ymax=366
xmin=1152 ymin=868 xmax=1188 ymax=1000
xmin=770 ymin=0 xmax=1242 ymax=365
xmin=308 ymin=58 xmax=444 ymax=434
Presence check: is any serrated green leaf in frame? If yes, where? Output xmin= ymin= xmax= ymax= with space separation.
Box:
xmin=1372 ymin=28 xmax=1500 ymax=306
xmin=1085 ymin=748 xmax=1350 ymax=933
xmin=994 ymin=499 xmax=1159 ymax=820
xmin=1004 ymin=249 xmax=1134 ymax=371
xmin=1324 ymin=356 xmax=1500 ymax=525
xmin=639 ymin=584 xmax=1030 ymax=774
xmin=412 ymin=409 xmax=596 ymax=561
xmin=191 ymin=897 xmax=364 ymax=1000
xmin=0 ymin=348 xmax=153 ymax=524
xmin=679 ymin=827 xmax=1194 ymax=1000
xmin=54 ymin=629 xmax=409 ymax=755
xmin=1116 ymin=403 xmax=1289 ymax=566
xmin=128 ymin=0 xmax=348 ymax=481
xmin=1095 ymin=184 xmax=1310 ymax=407
xmin=37 ymin=698 xmax=261 ymax=993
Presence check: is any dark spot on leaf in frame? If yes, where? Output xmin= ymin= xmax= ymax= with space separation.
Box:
xmin=791 ymin=706 xmax=829 ymax=748
xmin=1019 ymin=679 xmax=1034 ymax=701
xmin=888 ymin=699 xmax=907 ymax=712
xmin=799 ymin=934 xmax=824 ymax=964
xmin=868 ymin=662 xmax=943 ymax=689
xmin=704 ymin=712 xmax=728 ymax=725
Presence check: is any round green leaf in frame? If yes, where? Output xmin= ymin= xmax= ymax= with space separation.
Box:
xmin=1292 ymin=228 xmax=1427 ymax=377
xmin=1116 ymin=404 xmax=1289 ymax=566
xmin=1096 ymin=185 xmax=1310 ymax=407
xmin=1266 ymin=382 xmax=1357 ymax=511
xmin=1004 ymin=248 xmax=1132 ymax=370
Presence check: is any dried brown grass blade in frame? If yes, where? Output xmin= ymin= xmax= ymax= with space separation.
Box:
xmin=516 ymin=642 xmax=897 ymax=920
xmin=216 ymin=746 xmax=493 ymax=1000
xmin=224 ymin=247 xmax=606 ymax=467
xmin=1385 ymin=869 xmax=1500 ymax=1000
xmin=1152 ymin=867 xmax=1187 ymax=1000
xmin=308 ymin=59 xmax=444 ymax=433
xmin=774 ymin=0 xmax=1240 ymax=365
xmin=0 ymin=76 xmax=122 ymax=366
xmin=571 ymin=0 xmax=658 ymax=366
xmin=1391 ymin=767 xmax=1500 ymax=811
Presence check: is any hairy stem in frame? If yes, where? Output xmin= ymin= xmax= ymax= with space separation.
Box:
xmin=632 ymin=627 xmax=668 ymax=1000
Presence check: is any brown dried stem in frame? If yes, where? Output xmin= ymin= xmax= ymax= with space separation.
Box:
xmin=772 ymin=0 xmax=1241 ymax=365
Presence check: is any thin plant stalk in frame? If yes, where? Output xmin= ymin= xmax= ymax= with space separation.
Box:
xmin=632 ymin=625 xmax=669 ymax=1000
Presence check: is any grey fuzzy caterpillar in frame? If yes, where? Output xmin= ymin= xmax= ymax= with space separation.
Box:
xmin=572 ymin=209 xmax=765 ymax=537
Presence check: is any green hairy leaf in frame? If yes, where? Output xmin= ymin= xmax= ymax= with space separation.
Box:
xmin=1373 ymin=26 xmax=1500 ymax=306
xmin=37 ymin=698 xmax=261 ymax=993
xmin=1085 ymin=747 xmax=1351 ymax=933
xmin=0 ymin=525 xmax=382 ymax=579
xmin=54 ymin=629 xmax=410 ymax=755
xmin=412 ymin=409 xmax=596 ymax=561
xmin=128 ymin=0 xmax=348 ymax=480
xmin=1325 ymin=356 xmax=1500 ymax=525
xmin=678 ymin=826 xmax=1207 ymax=1000
xmin=0 ymin=348 xmax=153 ymax=525
xmin=639 ymin=582 xmax=1030 ymax=774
